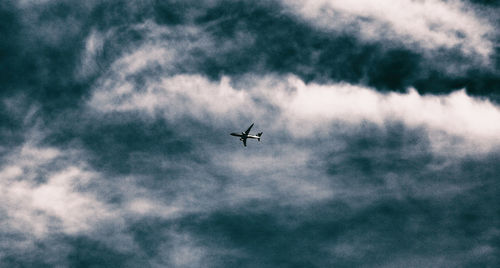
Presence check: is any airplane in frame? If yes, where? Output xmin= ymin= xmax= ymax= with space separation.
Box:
xmin=230 ymin=123 xmax=263 ymax=147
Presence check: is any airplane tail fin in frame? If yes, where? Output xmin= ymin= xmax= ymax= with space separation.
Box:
xmin=257 ymin=132 xmax=263 ymax=141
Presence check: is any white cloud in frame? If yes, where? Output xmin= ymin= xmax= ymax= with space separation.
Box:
xmin=86 ymin=59 xmax=500 ymax=220
xmin=162 ymin=232 xmax=207 ymax=268
xmin=91 ymin=74 xmax=254 ymax=122
xmin=84 ymin=18 xmax=499 ymax=155
xmin=279 ymin=77 xmax=500 ymax=153
xmin=89 ymin=71 xmax=500 ymax=154
xmin=281 ymin=0 xmax=494 ymax=58
xmin=77 ymin=29 xmax=105 ymax=79
xmin=0 ymin=144 xmax=116 ymax=238
xmin=0 ymin=124 xmax=136 ymax=257
xmin=88 ymin=20 xmax=227 ymax=76
xmin=0 ymin=118 xmax=230 ymax=262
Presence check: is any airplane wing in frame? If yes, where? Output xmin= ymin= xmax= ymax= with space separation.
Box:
xmin=242 ymin=138 xmax=247 ymax=147
xmin=244 ymin=123 xmax=254 ymax=134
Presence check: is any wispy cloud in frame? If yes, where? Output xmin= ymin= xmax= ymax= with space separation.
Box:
xmin=2 ymin=0 xmax=499 ymax=266
xmin=89 ymin=69 xmax=500 ymax=154
xmin=0 ymin=122 xmax=218 ymax=265
xmin=0 ymin=135 xmax=116 ymax=237
xmin=281 ymin=0 xmax=494 ymax=59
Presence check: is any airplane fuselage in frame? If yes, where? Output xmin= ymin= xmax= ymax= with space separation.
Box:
xmin=230 ymin=132 xmax=261 ymax=140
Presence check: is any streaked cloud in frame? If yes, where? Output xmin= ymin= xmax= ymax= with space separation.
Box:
xmin=282 ymin=0 xmax=495 ymax=59
xmin=89 ymin=68 xmax=500 ymax=154
xmin=2 ymin=0 xmax=499 ymax=266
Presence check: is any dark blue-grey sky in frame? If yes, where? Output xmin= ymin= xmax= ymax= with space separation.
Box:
xmin=1 ymin=0 xmax=499 ymax=267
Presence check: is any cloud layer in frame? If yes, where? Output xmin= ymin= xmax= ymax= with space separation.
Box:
xmin=282 ymin=0 xmax=494 ymax=57
xmin=1 ymin=0 xmax=499 ymax=266
xmin=90 ymin=72 xmax=500 ymax=153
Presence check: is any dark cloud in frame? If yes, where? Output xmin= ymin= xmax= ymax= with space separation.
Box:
xmin=2 ymin=0 xmax=498 ymax=115
xmin=65 ymin=236 xmax=144 ymax=268
xmin=0 ymin=234 xmax=146 ymax=268
xmin=0 ymin=1 xmax=93 ymax=114
xmin=156 ymin=124 xmax=499 ymax=267
xmin=171 ymin=194 xmax=499 ymax=267
xmin=40 ymin=111 xmax=214 ymax=183
xmin=0 ymin=101 xmax=24 ymax=154
xmin=468 ymin=0 xmax=500 ymax=6
xmin=194 ymin=1 xmax=387 ymax=83
xmin=0 ymin=1 xmax=22 ymax=90
xmin=187 ymin=1 xmax=499 ymax=98
xmin=1 ymin=0 xmax=500 ymax=267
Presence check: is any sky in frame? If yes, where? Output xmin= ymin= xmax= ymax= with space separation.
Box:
xmin=0 ymin=0 xmax=499 ymax=267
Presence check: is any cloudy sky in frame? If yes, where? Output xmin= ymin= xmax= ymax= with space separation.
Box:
xmin=1 ymin=0 xmax=499 ymax=267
